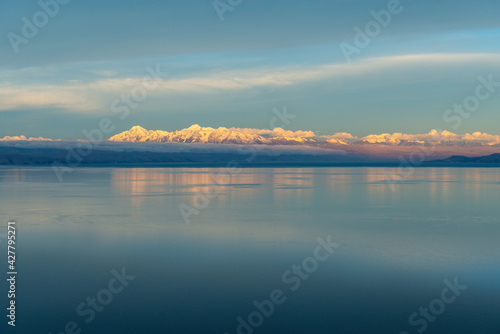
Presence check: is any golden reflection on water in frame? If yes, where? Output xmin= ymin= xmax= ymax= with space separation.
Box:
xmin=4 ymin=168 xmax=27 ymax=183
xmin=110 ymin=167 xmax=500 ymax=208
xmin=111 ymin=168 xmax=319 ymax=207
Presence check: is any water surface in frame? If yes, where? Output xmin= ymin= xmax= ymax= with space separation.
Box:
xmin=0 ymin=167 xmax=499 ymax=334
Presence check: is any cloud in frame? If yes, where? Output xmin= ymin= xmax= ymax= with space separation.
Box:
xmin=322 ymin=132 xmax=356 ymax=140
xmin=104 ymin=53 xmax=500 ymax=94
xmin=359 ymin=130 xmax=500 ymax=146
xmin=231 ymin=127 xmax=316 ymax=138
xmin=2 ymin=53 xmax=500 ymax=113
xmin=319 ymin=132 xmax=356 ymax=145
xmin=462 ymin=131 xmax=500 ymax=145
xmin=0 ymin=135 xmax=55 ymax=141
xmin=0 ymin=81 xmax=103 ymax=112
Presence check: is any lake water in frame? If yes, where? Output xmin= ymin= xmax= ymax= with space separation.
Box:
xmin=0 ymin=167 xmax=499 ymax=334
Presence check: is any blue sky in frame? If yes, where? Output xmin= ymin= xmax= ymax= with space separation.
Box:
xmin=1 ymin=0 xmax=500 ymax=139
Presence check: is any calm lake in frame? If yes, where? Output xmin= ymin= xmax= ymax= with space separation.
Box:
xmin=0 ymin=167 xmax=499 ymax=334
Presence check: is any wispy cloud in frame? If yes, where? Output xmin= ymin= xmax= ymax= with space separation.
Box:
xmin=2 ymin=53 xmax=499 ymax=113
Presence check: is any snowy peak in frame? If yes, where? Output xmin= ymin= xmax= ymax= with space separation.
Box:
xmin=108 ymin=125 xmax=273 ymax=145
xmin=107 ymin=126 xmax=500 ymax=148
xmin=129 ymin=125 xmax=148 ymax=132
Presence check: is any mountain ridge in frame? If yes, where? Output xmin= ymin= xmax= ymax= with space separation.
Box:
xmin=108 ymin=124 xmax=328 ymax=145
xmin=3 ymin=126 xmax=500 ymax=148
xmin=432 ymin=153 xmax=500 ymax=163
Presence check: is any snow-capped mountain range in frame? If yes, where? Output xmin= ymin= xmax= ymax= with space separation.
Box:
xmin=2 ymin=125 xmax=500 ymax=165
xmin=2 ymin=125 xmax=500 ymax=147
xmin=107 ymin=125 xmax=339 ymax=145
xmin=107 ymin=125 xmax=500 ymax=147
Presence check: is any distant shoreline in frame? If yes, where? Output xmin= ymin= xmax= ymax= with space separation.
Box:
xmin=2 ymin=162 xmax=500 ymax=168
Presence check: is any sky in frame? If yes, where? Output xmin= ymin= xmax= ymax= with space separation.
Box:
xmin=1 ymin=0 xmax=500 ymax=140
